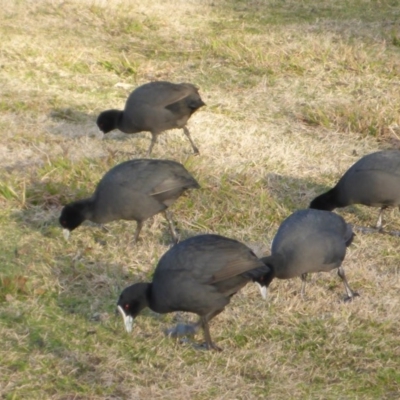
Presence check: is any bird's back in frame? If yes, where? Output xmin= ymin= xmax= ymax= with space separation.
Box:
xmin=336 ymin=150 xmax=400 ymax=207
xmin=92 ymin=159 xmax=199 ymax=223
xmin=122 ymin=81 xmax=204 ymax=133
xmin=345 ymin=150 xmax=400 ymax=175
xmin=151 ymin=234 xmax=266 ymax=315
xmin=272 ymin=209 xmax=352 ymax=278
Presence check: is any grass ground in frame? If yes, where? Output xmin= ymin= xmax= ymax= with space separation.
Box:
xmin=1 ymin=0 xmax=400 ymax=398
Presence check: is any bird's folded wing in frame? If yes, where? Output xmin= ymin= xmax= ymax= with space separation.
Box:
xmin=145 ymin=85 xmax=193 ymax=107
xmin=151 ymin=177 xmax=193 ymax=196
xmin=209 ymin=257 xmax=266 ymax=284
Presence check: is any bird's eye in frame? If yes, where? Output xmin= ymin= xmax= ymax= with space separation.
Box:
xmin=125 ymin=304 xmax=129 ymax=310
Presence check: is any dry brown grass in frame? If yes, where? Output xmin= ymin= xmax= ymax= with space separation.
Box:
xmin=1 ymin=0 xmax=400 ymax=398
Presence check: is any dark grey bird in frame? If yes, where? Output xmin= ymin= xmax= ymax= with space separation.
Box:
xmin=59 ymin=159 xmax=200 ymax=243
xmin=309 ymin=150 xmax=400 ymax=230
xmin=258 ymin=209 xmax=357 ymax=301
xmin=96 ymin=81 xmax=205 ymax=156
xmin=117 ymin=234 xmax=271 ymax=351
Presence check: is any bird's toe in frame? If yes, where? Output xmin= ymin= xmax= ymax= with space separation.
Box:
xmin=344 ymin=292 xmax=360 ymax=302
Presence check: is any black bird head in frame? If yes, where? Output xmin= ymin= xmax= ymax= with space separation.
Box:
xmin=96 ymin=110 xmax=121 ymax=134
xmin=309 ymin=188 xmax=338 ymax=211
xmin=117 ymin=283 xmax=151 ymax=333
xmin=59 ymin=202 xmax=87 ymax=231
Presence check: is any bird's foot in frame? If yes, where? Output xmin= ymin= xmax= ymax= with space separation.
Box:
xmin=344 ymin=292 xmax=360 ymax=303
xmin=201 ymin=341 xmax=222 ymax=352
xmin=172 ymin=236 xmax=180 ymax=245
xmin=353 ymin=224 xmax=400 ymax=237
xmin=100 ymin=224 xmax=110 ymax=232
xmin=193 ymin=341 xmax=222 ymax=351
xmin=382 ymin=230 xmax=400 ymax=237
xmin=169 ymin=230 xmax=180 ymax=246
xmin=352 ymin=225 xmax=378 ymax=234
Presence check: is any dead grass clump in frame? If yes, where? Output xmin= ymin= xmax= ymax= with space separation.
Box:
xmin=299 ymin=92 xmax=400 ymax=139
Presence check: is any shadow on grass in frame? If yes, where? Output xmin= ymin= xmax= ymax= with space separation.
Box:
xmin=9 ymin=177 xmax=89 ymax=238
xmin=47 ymin=118 xmax=101 ymax=140
xmin=264 ymin=172 xmax=328 ymax=212
xmin=48 ymin=108 xmax=152 ymax=158
xmin=54 ymin=254 xmax=133 ymax=314
xmin=49 ymin=108 xmax=96 ymax=124
xmin=49 ymin=106 xmax=145 ymax=140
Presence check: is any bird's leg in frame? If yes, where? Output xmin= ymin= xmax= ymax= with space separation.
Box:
xmin=375 ymin=206 xmax=385 ymax=230
xmin=163 ymin=210 xmax=179 ymax=243
xmin=133 ymin=221 xmax=143 ymax=243
xmin=167 ymin=307 xmax=223 ymax=342
xmin=100 ymin=224 xmax=110 ymax=232
xmin=200 ymin=310 xmax=224 ymax=352
xmin=337 ymin=266 xmax=359 ymax=302
xmin=147 ymin=132 xmax=159 ymax=157
xmin=183 ymin=126 xmax=200 ymax=155
xmin=168 ymin=309 xmax=224 ymax=350
xmin=300 ymin=273 xmax=308 ymax=298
